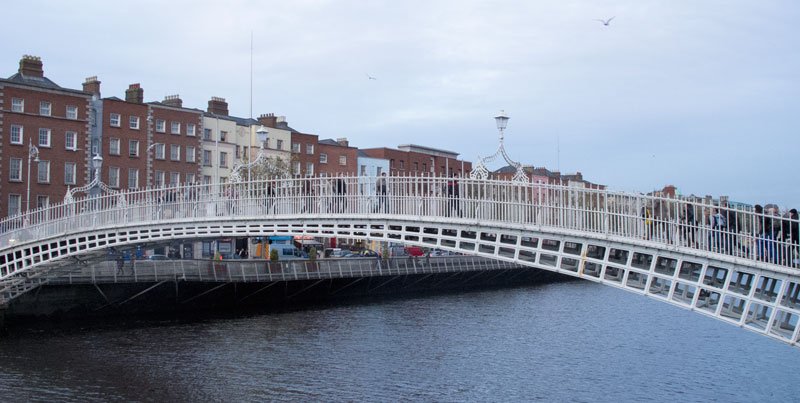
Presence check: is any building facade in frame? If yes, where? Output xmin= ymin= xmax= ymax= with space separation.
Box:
xmin=361 ymin=144 xmax=471 ymax=177
xmin=0 ymin=55 xmax=92 ymax=217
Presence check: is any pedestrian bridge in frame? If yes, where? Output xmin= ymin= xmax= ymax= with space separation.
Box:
xmin=0 ymin=175 xmax=798 ymax=347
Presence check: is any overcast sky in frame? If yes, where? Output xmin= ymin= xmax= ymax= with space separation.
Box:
xmin=4 ymin=1 xmax=798 ymax=207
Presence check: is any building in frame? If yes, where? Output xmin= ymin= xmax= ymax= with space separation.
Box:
xmin=290 ymin=131 xmax=319 ymax=177
xmin=360 ymin=144 xmax=471 ymax=177
xmin=147 ymin=94 xmax=203 ymax=187
xmin=201 ymin=97 xmax=238 ymax=185
xmin=0 ymin=55 xmax=93 ymax=217
xmin=317 ymin=138 xmax=357 ymax=176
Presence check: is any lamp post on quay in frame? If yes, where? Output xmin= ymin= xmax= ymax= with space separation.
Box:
xmin=26 ymin=139 xmax=40 ymax=214
xmin=470 ymin=110 xmax=528 ymax=183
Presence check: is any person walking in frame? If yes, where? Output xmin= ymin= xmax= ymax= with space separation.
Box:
xmin=376 ymin=172 xmax=388 ymax=213
xmin=446 ymin=174 xmax=460 ymax=217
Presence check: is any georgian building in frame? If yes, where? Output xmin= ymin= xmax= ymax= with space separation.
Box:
xmin=0 ymin=55 xmax=92 ymax=217
xmin=361 ymin=144 xmax=471 ymax=177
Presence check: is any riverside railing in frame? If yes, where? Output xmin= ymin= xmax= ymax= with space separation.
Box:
xmin=45 ymin=255 xmax=519 ymax=285
xmin=0 ymin=175 xmax=797 ymax=272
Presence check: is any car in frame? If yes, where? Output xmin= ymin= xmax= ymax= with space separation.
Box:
xmin=147 ymin=254 xmax=170 ymax=260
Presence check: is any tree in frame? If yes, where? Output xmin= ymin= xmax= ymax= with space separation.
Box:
xmin=309 ymin=247 xmax=317 ymax=261
xmin=269 ymin=248 xmax=279 ymax=261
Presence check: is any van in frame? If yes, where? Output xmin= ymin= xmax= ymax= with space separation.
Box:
xmin=269 ymin=244 xmax=306 ymax=260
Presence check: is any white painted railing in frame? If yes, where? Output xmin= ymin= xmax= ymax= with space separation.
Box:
xmin=0 ymin=175 xmax=797 ymax=274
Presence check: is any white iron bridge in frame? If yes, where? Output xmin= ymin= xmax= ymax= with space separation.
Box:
xmin=0 ymin=175 xmax=798 ymax=347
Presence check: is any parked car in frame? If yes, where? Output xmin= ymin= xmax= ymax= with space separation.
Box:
xmin=147 ymin=254 xmax=170 ymax=260
xmin=405 ymin=246 xmax=425 ymax=257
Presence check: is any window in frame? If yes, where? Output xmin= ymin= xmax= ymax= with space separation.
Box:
xmin=339 ymin=155 xmax=347 ymax=166
xmin=203 ymin=128 xmax=212 ymax=141
xmin=413 ymin=162 xmax=419 ymax=171
xmin=128 ymin=169 xmax=139 ymax=189
xmin=376 ymin=167 xmax=383 ymax=176
xmin=306 ymin=162 xmax=314 ymax=176
xmin=108 ymin=167 xmax=119 ymax=188
xmin=9 ymin=158 xmax=22 ymax=181
xmin=390 ymin=159 xmax=395 ymax=168
xmin=423 ymin=163 xmax=428 ymax=172
xmin=66 ymin=105 xmax=78 ymax=120
xmin=292 ymin=142 xmax=300 ymax=153
xmin=202 ymin=150 xmax=212 ymax=166
xmin=170 ymin=172 xmax=180 ymax=185
xmin=8 ymin=195 xmax=21 ymax=216
xmin=156 ymin=119 xmax=166 ymax=133
xmin=235 ymin=145 xmax=241 ymax=159
xmin=65 ymin=131 xmax=77 ymax=150
xmin=11 ymin=98 xmax=24 ymax=113
xmin=155 ymin=171 xmax=165 ymax=187
xmin=219 ymin=152 xmax=228 ymax=168
xmin=187 ymin=123 xmax=196 ymax=136
xmin=399 ymin=160 xmax=405 ymax=169
xmin=276 ymin=139 xmax=284 ymax=150
xmin=10 ymin=125 xmax=23 ymax=145
xmin=39 ymin=101 xmax=51 ymax=116
xmin=203 ymin=175 xmax=212 ymax=185
xmin=320 ymin=153 xmax=328 ymax=164
xmin=37 ymin=196 xmax=49 ymax=209
xmin=64 ymin=162 xmax=76 ymax=185
xmin=155 ymin=143 xmax=166 ymax=160
xmin=110 ymin=138 xmax=120 ymax=155
xmin=186 ymin=146 xmax=196 ymax=163
xmin=38 ymin=128 xmax=51 ymax=147
xmin=306 ymin=144 xmax=314 ymax=154
xmin=129 ymin=116 xmax=140 ymax=129
xmin=171 ymin=122 xmax=181 ymax=134
xmin=37 ymin=160 xmax=50 ymax=183
xmin=110 ymin=113 xmax=121 ymax=127
xmin=293 ymin=161 xmax=301 ymax=175
xmin=220 ymin=131 xmax=227 ymax=142
xmin=360 ymin=165 xmax=367 ymax=175
xmin=129 ymin=140 xmax=139 ymax=157
xmin=170 ymin=145 xmax=180 ymax=161
xmin=186 ymin=173 xmax=195 ymax=184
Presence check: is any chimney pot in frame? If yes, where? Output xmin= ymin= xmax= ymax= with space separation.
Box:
xmin=19 ymin=55 xmax=44 ymax=78
xmin=82 ymin=76 xmax=101 ymax=96
xmin=162 ymin=94 xmax=183 ymax=108
xmin=125 ymin=83 xmax=144 ymax=104
xmin=207 ymin=96 xmax=229 ymax=116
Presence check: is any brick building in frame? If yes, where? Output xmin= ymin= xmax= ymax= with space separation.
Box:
xmin=360 ymin=144 xmax=471 ymax=177
xmin=317 ymin=138 xmax=358 ymax=176
xmin=0 ymin=55 xmax=92 ymax=217
xmin=148 ymin=94 xmax=203 ymax=186
xmin=290 ymin=131 xmax=319 ymax=177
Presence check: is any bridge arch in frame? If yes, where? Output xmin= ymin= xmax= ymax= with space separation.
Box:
xmin=0 ymin=176 xmax=798 ymax=346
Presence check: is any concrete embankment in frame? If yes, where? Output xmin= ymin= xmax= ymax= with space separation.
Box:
xmin=2 ymin=267 xmax=569 ymax=328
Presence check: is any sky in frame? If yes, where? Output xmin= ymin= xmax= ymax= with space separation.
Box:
xmin=3 ymin=0 xmax=798 ymax=207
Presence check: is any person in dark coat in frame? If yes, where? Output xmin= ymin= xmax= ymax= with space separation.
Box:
xmin=446 ymin=174 xmax=460 ymax=217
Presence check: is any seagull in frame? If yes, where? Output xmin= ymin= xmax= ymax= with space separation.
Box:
xmin=366 ymin=73 xmax=377 ymax=80
xmin=595 ymin=16 xmax=615 ymax=26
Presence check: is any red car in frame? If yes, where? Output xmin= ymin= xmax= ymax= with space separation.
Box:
xmin=405 ymin=246 xmax=425 ymax=257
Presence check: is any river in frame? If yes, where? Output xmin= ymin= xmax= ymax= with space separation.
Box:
xmin=0 ymin=280 xmax=798 ymax=402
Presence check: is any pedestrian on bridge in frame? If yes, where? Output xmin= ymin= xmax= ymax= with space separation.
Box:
xmin=375 ymin=172 xmax=388 ymax=213
xmin=446 ymin=174 xmax=461 ymax=218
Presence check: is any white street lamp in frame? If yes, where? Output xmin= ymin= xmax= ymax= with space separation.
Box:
xmin=231 ymin=125 xmax=269 ymax=183
xmin=26 ymin=140 xmax=40 ymax=213
xmin=470 ymin=110 xmax=528 ymax=183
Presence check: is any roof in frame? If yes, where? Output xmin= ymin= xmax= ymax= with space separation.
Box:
xmin=318 ymin=139 xmax=340 ymax=146
xmin=397 ymin=144 xmax=460 ymax=158
xmin=147 ymin=101 xmax=204 ymax=114
xmin=2 ymin=73 xmax=90 ymax=96
xmin=203 ymin=112 xmax=261 ymax=127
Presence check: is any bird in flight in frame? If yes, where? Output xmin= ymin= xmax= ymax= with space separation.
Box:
xmin=366 ymin=73 xmax=377 ymax=80
xmin=595 ymin=16 xmax=615 ymax=26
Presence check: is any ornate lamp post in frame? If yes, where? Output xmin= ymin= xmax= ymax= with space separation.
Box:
xmin=470 ymin=110 xmax=528 ymax=183
xmin=64 ymin=154 xmax=123 ymax=206
xmin=231 ymin=125 xmax=269 ymax=183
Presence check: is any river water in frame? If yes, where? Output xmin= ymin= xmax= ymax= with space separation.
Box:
xmin=0 ymin=280 xmax=798 ymax=402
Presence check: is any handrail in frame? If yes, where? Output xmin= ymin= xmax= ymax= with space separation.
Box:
xmin=0 ymin=175 xmax=797 ymax=271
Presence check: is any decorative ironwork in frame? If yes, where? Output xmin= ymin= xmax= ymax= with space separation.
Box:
xmin=470 ymin=110 xmax=529 ymax=183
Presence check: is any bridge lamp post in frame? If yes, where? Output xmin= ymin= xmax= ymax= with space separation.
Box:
xmin=89 ymin=154 xmax=103 ymax=197
xmin=26 ymin=140 xmax=40 ymax=214
xmin=248 ymin=125 xmax=269 ymax=183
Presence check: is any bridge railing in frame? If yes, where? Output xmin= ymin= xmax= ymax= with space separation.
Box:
xmin=0 ymin=175 xmax=797 ymax=272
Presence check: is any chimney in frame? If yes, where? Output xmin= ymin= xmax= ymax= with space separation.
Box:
xmin=336 ymin=137 xmax=349 ymax=147
xmin=162 ymin=94 xmax=183 ymax=108
xmin=82 ymin=76 xmax=101 ymax=96
xmin=125 ymin=83 xmax=144 ymax=104
xmin=258 ymin=113 xmax=277 ymax=128
xmin=19 ymin=55 xmax=43 ymax=78
xmin=207 ymin=96 xmax=229 ymax=116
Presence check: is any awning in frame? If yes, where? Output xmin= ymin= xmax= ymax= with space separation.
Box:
xmin=296 ymin=239 xmax=323 ymax=246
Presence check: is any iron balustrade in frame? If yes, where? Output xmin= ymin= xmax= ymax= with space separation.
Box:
xmin=0 ymin=175 xmax=798 ymax=275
